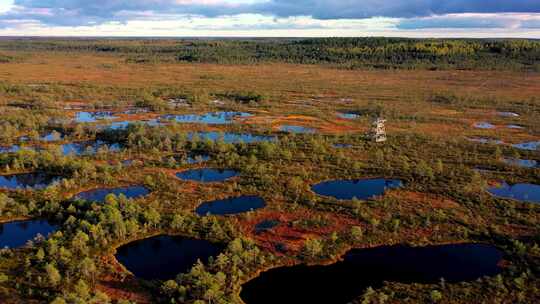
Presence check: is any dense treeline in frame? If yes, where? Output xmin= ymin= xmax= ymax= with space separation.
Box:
xmin=1 ymin=38 xmax=540 ymax=70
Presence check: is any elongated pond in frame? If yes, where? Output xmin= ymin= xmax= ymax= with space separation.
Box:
xmin=0 ymin=219 xmax=58 ymax=248
xmin=240 ymin=243 xmax=503 ymax=304
xmin=488 ymin=183 xmax=540 ymax=204
xmin=312 ymin=179 xmax=402 ymax=200
xmin=176 ymin=168 xmax=238 ymax=183
xmin=162 ymin=112 xmax=251 ymax=124
xmin=74 ymin=186 xmax=150 ymax=202
xmin=280 ymin=125 xmax=315 ymax=134
xmin=503 ymin=158 xmax=538 ymax=168
xmin=196 ymin=195 xmax=266 ymax=216
xmin=115 ymin=235 xmax=224 ymax=281
xmin=0 ymin=173 xmax=60 ymax=190
xmin=188 ymin=132 xmax=275 ymax=144
xmin=75 ymin=111 xmax=118 ymax=123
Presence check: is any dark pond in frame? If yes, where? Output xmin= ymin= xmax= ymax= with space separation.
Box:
xmin=280 ymin=125 xmax=316 ymax=134
xmin=337 ymin=113 xmax=360 ymax=119
xmin=312 ymin=178 xmax=402 ymax=200
xmin=61 ymin=140 xmax=122 ymax=156
xmin=115 ymin=235 xmax=224 ymax=281
xmin=474 ymin=122 xmax=495 ymax=129
xmin=188 ymin=132 xmax=275 ymax=144
xmin=0 ymin=219 xmax=58 ymax=248
xmin=196 ymin=195 xmax=266 ymax=216
xmin=240 ymin=243 xmax=503 ymax=304
xmin=74 ymin=185 xmax=150 ymax=202
xmin=507 ymin=124 xmax=524 ymax=129
xmin=513 ymin=141 xmax=540 ymax=151
xmin=488 ymin=183 xmax=540 ymax=204
xmin=0 ymin=173 xmax=60 ymax=190
xmin=176 ymin=168 xmax=238 ymax=183
xmin=333 ymin=143 xmax=352 ymax=148
xmin=255 ymin=220 xmax=280 ymax=234
xmin=75 ymin=111 xmax=118 ymax=123
xmin=162 ymin=112 xmax=252 ymax=125
xmin=503 ymin=158 xmax=538 ymax=168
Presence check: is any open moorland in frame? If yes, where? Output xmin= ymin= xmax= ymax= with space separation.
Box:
xmin=0 ymin=38 xmax=538 ymax=304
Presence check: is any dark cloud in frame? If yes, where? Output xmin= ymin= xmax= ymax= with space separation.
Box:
xmin=1 ymin=0 xmax=540 ymax=28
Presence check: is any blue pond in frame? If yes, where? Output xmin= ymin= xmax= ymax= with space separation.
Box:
xmin=312 ymin=178 xmax=402 ymax=200
xmin=107 ymin=119 xmax=162 ymax=130
xmin=40 ymin=131 xmax=63 ymax=142
xmin=0 ymin=145 xmax=25 ymax=154
xmin=115 ymin=235 xmax=224 ymax=281
xmin=333 ymin=143 xmax=352 ymax=148
xmin=240 ymin=243 xmax=502 ymax=304
xmin=513 ymin=141 xmax=540 ymax=151
xmin=280 ymin=125 xmax=316 ymax=134
xmin=503 ymin=158 xmax=538 ymax=168
xmin=0 ymin=219 xmax=58 ymax=248
xmin=75 ymin=111 xmax=118 ymax=123
xmin=507 ymin=125 xmax=524 ymax=129
xmin=176 ymin=168 xmax=238 ymax=183
xmin=338 ymin=113 xmax=360 ymax=119
xmin=162 ymin=112 xmax=252 ymax=125
xmin=0 ymin=173 xmax=60 ymax=190
xmin=74 ymin=186 xmax=150 ymax=202
xmin=188 ymin=132 xmax=275 ymax=144
xmin=196 ymin=195 xmax=266 ymax=216
xmin=184 ymin=154 xmax=210 ymax=164
xmin=488 ymin=183 xmax=540 ymax=204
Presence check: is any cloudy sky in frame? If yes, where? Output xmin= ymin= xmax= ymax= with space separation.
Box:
xmin=0 ymin=0 xmax=539 ymax=37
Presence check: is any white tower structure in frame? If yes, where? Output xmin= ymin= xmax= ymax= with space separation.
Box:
xmin=371 ymin=117 xmax=387 ymax=142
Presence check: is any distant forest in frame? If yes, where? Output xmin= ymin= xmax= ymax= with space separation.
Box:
xmin=1 ymin=37 xmax=540 ymax=70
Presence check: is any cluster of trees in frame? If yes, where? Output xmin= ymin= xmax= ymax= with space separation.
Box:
xmin=2 ymin=38 xmax=540 ymax=70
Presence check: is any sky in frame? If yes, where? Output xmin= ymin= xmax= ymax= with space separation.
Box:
xmin=0 ymin=0 xmax=539 ymax=37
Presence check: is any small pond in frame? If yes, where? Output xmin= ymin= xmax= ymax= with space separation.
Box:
xmin=498 ymin=111 xmax=520 ymax=117
xmin=474 ymin=122 xmax=495 ymax=129
xmin=312 ymin=178 xmax=402 ymax=200
xmin=240 ymin=243 xmax=502 ymax=304
xmin=512 ymin=141 xmax=540 ymax=151
xmin=333 ymin=143 xmax=352 ymax=148
xmin=107 ymin=119 xmax=162 ymax=130
xmin=74 ymin=185 xmax=150 ymax=202
xmin=255 ymin=219 xmax=280 ymax=234
xmin=0 ymin=173 xmax=60 ymax=190
xmin=337 ymin=113 xmax=360 ymax=119
xmin=0 ymin=219 xmax=58 ymax=248
xmin=115 ymin=235 xmax=224 ymax=281
xmin=196 ymin=195 xmax=266 ymax=216
xmin=503 ymin=158 xmax=538 ymax=168
xmin=184 ymin=154 xmax=210 ymax=164
xmin=188 ymin=132 xmax=275 ymax=144
xmin=40 ymin=131 xmax=63 ymax=142
xmin=280 ymin=125 xmax=316 ymax=134
xmin=507 ymin=124 xmax=524 ymax=129
xmin=176 ymin=168 xmax=238 ymax=183
xmin=75 ymin=111 xmax=118 ymax=123
xmin=162 ymin=112 xmax=252 ymax=125
xmin=467 ymin=138 xmax=504 ymax=145
xmin=488 ymin=183 xmax=540 ymax=204
xmin=61 ymin=140 xmax=122 ymax=156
